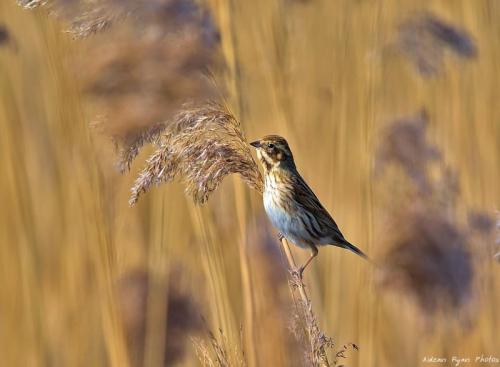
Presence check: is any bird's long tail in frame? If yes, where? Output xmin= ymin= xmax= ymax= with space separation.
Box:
xmin=341 ymin=240 xmax=369 ymax=260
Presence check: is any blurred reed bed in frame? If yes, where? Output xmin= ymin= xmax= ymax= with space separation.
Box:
xmin=0 ymin=2 xmax=129 ymax=366
xmin=1 ymin=1 xmax=499 ymax=367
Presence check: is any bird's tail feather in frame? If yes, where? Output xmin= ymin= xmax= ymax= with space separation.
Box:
xmin=341 ymin=240 xmax=368 ymax=260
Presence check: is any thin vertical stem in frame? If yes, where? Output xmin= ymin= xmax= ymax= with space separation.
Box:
xmin=279 ymin=237 xmax=330 ymax=367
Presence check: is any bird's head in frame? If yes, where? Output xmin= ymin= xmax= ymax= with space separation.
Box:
xmin=250 ymin=135 xmax=295 ymax=171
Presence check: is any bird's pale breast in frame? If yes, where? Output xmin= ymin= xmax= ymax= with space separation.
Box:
xmin=263 ymin=174 xmax=314 ymax=249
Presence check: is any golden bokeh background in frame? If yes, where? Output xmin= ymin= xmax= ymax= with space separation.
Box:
xmin=0 ymin=1 xmax=498 ymax=366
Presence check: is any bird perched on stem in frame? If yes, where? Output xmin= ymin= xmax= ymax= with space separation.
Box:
xmin=250 ymin=135 xmax=367 ymax=277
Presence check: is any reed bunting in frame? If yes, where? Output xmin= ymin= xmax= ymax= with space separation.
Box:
xmin=250 ymin=135 xmax=367 ymax=276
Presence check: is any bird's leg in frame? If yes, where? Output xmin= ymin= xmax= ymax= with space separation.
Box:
xmin=293 ymin=245 xmax=318 ymax=278
xmin=277 ymin=232 xmax=285 ymax=241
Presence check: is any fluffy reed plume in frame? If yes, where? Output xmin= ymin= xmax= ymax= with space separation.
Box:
xmin=397 ymin=11 xmax=477 ymax=76
xmin=18 ymin=0 xmax=122 ymax=35
xmin=375 ymin=111 xmax=488 ymax=314
xmin=129 ymin=103 xmax=263 ymax=205
xmin=116 ymin=269 xmax=203 ymax=366
xmin=114 ymin=122 xmax=170 ymax=173
xmin=17 ymin=0 xmax=44 ymax=9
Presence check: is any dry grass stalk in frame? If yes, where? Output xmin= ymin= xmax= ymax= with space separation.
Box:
xmin=192 ymin=323 xmax=246 ymax=367
xmin=129 ymin=103 xmax=263 ymax=205
xmin=333 ymin=343 xmax=359 ymax=367
xmin=283 ymin=238 xmax=356 ymax=367
xmin=495 ymin=212 xmax=500 ymax=262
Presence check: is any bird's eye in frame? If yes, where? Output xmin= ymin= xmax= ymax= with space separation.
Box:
xmin=267 ymin=143 xmax=275 ymax=149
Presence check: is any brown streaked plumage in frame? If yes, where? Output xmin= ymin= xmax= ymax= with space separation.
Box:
xmin=250 ymin=135 xmax=367 ymax=276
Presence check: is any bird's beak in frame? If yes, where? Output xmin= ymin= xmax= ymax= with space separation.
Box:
xmin=250 ymin=140 xmax=261 ymax=148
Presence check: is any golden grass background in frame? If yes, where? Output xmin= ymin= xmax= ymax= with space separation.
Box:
xmin=0 ymin=0 xmax=498 ymax=366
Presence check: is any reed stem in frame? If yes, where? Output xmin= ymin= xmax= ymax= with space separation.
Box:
xmin=279 ymin=237 xmax=330 ymax=367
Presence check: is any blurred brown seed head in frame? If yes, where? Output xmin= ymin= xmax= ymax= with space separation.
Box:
xmin=381 ymin=208 xmax=473 ymax=313
xmin=116 ymin=268 xmax=203 ymax=366
xmin=0 ymin=24 xmax=10 ymax=45
xmin=397 ymin=11 xmax=477 ymax=76
xmin=20 ymin=0 xmax=221 ymax=170
xmin=376 ymin=111 xmax=481 ymax=315
xmin=129 ymin=103 xmax=263 ymax=205
xmin=19 ymin=0 xmax=220 ymax=41
xmin=375 ymin=110 xmax=440 ymax=194
xmin=467 ymin=211 xmax=496 ymax=235
xmin=0 ymin=23 xmax=18 ymax=51
xmin=80 ymin=19 xmax=219 ymax=156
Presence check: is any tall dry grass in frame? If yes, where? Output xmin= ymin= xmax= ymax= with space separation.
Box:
xmin=1 ymin=1 xmax=499 ymax=367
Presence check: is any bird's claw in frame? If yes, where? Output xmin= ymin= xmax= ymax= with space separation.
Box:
xmin=277 ymin=232 xmax=285 ymax=241
xmin=290 ymin=266 xmax=304 ymax=279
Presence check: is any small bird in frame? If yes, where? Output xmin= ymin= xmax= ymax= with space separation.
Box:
xmin=250 ymin=135 xmax=367 ymax=277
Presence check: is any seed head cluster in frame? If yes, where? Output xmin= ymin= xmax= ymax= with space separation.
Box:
xmin=129 ymin=103 xmax=263 ymax=206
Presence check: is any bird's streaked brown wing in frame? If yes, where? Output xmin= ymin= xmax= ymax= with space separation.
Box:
xmin=290 ymin=170 xmax=347 ymax=242
xmin=290 ymin=170 xmax=368 ymax=259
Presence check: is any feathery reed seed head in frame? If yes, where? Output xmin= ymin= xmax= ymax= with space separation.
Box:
xmin=129 ymin=103 xmax=263 ymax=205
